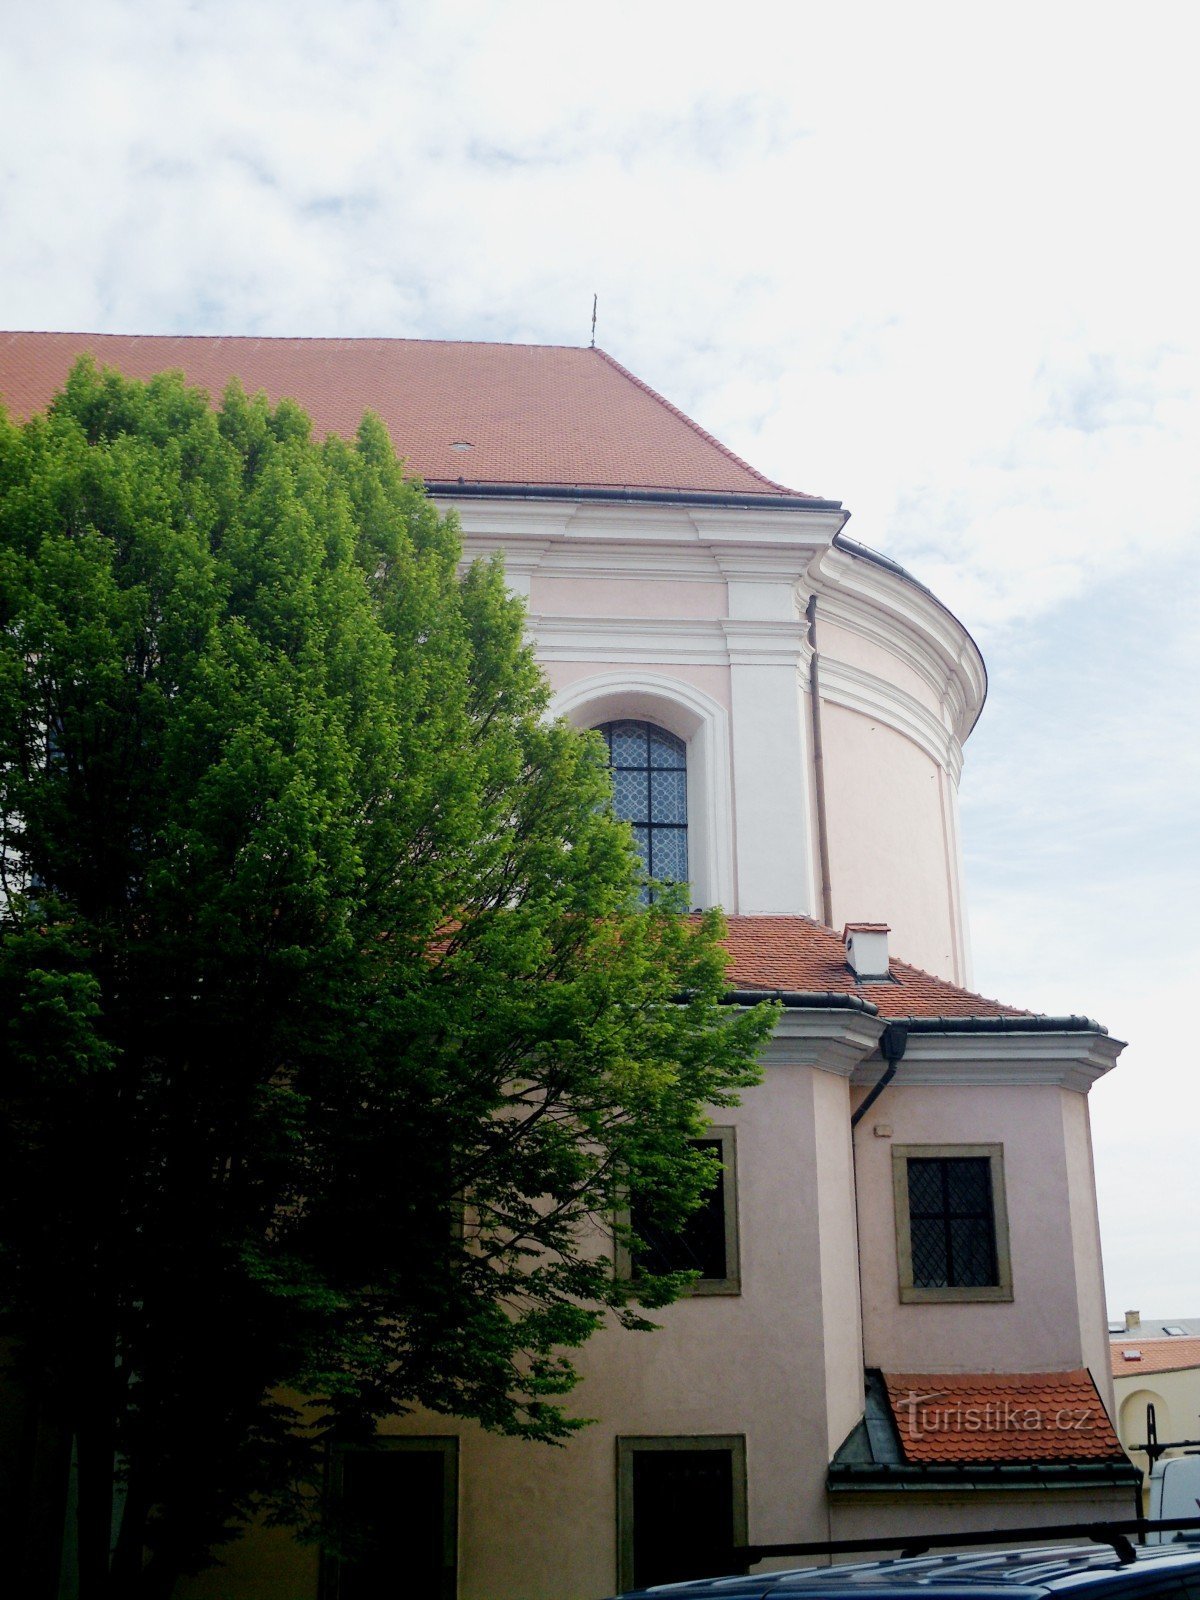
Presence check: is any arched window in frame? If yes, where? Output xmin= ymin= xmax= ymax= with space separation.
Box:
xmin=597 ymin=720 xmax=688 ymax=890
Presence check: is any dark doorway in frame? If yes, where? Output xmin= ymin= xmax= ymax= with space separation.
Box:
xmin=329 ymin=1441 xmax=457 ymax=1600
xmin=627 ymin=1445 xmax=741 ymax=1589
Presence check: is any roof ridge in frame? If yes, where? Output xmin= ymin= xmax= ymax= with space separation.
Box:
xmin=590 ymin=346 xmax=810 ymax=498
xmin=0 ymin=330 xmax=598 ymax=351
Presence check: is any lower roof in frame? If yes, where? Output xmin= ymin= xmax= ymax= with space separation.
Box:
xmin=720 ymin=916 xmax=1033 ymax=1021
xmin=829 ymin=1370 xmax=1135 ymax=1486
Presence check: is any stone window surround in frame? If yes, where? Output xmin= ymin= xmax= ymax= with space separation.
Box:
xmin=322 ymin=1435 xmax=459 ymax=1600
xmin=891 ymin=1142 xmax=1013 ymax=1304
xmin=614 ymin=1126 xmax=741 ymax=1298
xmin=615 ymin=1433 xmax=748 ymax=1596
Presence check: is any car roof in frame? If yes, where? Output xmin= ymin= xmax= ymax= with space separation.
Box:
xmin=622 ymin=1541 xmax=1200 ymax=1600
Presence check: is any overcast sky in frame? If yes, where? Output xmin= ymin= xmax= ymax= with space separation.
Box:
xmin=2 ymin=0 xmax=1197 ymax=1318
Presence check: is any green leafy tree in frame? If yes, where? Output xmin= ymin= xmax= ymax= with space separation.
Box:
xmin=0 ymin=361 xmax=773 ymax=1598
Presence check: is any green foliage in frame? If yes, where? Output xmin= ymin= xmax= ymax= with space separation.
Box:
xmin=0 ymin=360 xmax=775 ymax=1588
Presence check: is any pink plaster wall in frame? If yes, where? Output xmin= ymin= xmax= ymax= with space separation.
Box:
xmin=532 ymin=574 xmax=729 ymax=619
xmin=818 ymin=617 xmax=944 ymax=715
xmin=543 ymin=659 xmax=733 ymax=711
xmin=184 ymin=1065 xmax=863 ymax=1600
xmin=854 ymin=1084 xmax=1111 ymax=1381
xmin=821 ymin=705 xmax=962 ymax=979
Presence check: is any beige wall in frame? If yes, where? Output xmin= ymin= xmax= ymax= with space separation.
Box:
xmin=512 ymin=505 xmax=981 ymax=973
xmin=829 ymin=1487 xmax=1134 ymax=1549
xmin=187 ymin=1062 xmax=865 ymax=1600
xmin=1114 ymin=1366 xmax=1200 ymax=1498
xmin=186 ymin=1063 xmax=1120 ymax=1600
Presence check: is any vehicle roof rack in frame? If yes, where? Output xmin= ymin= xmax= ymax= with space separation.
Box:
xmin=735 ymin=1516 xmax=1200 ymax=1568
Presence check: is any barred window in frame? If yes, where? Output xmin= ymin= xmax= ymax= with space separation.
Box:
xmin=596 ymin=720 xmax=688 ymax=891
xmin=906 ymin=1156 xmax=998 ymax=1288
xmin=892 ymin=1144 xmax=1012 ymax=1303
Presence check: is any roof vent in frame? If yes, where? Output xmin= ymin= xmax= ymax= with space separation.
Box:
xmin=843 ymin=922 xmax=891 ymax=981
xmin=1122 ymin=1349 xmax=1142 ymax=1361
xmin=449 ymin=440 xmax=473 ymax=452
xmin=1125 ymin=1309 xmax=1141 ymax=1331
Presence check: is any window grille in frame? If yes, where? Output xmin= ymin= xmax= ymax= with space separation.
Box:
xmin=906 ymin=1156 xmax=999 ymax=1288
xmin=596 ymin=720 xmax=688 ymax=891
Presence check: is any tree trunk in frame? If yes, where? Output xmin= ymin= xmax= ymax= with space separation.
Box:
xmin=74 ymin=1402 xmax=114 ymax=1599
xmin=108 ymin=1457 xmax=149 ymax=1595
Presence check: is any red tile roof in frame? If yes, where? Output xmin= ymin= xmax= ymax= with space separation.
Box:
xmin=720 ymin=915 xmax=1031 ymax=1019
xmin=1111 ymin=1338 xmax=1200 ymax=1377
xmin=0 ymin=332 xmax=816 ymax=499
xmin=883 ymin=1370 xmax=1126 ymax=1465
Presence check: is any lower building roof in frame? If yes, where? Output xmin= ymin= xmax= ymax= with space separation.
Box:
xmin=720 ymin=916 xmax=1034 ymax=1021
xmin=829 ymin=1370 xmax=1137 ymax=1491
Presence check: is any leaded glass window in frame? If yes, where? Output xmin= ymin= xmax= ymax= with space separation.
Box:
xmin=631 ymin=1139 xmax=728 ymax=1282
xmin=597 ymin=720 xmax=688 ymax=892
xmin=906 ymin=1156 xmax=999 ymax=1288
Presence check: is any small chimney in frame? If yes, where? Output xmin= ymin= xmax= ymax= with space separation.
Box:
xmin=843 ymin=922 xmax=891 ymax=981
xmin=1125 ymin=1309 xmax=1141 ymax=1331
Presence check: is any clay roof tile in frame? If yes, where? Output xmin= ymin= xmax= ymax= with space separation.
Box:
xmin=0 ymin=332 xmax=823 ymax=500
xmin=883 ymin=1370 xmax=1126 ymax=1465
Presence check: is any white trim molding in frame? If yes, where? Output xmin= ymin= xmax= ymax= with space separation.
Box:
xmin=818 ymin=657 xmax=966 ymax=782
xmin=849 ymin=1030 xmax=1126 ymax=1094
xmin=550 ymin=670 xmax=736 ymax=911
xmin=759 ymin=1007 xmax=887 ymax=1076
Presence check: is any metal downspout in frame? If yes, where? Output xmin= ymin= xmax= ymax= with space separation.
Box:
xmin=805 ymin=594 xmax=835 ymax=929
xmin=851 ymin=1023 xmax=909 ymax=1130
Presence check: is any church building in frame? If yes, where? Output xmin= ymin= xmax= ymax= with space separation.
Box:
xmin=0 ymin=333 xmax=1138 ymax=1599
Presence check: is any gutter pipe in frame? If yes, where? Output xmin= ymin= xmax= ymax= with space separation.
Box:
xmin=898 ymin=1014 xmax=1107 ymax=1035
xmin=805 ymin=595 xmax=836 ymax=928
xmin=426 ymin=481 xmax=843 ymax=512
xmin=711 ymin=989 xmax=878 ymax=1013
xmin=851 ymin=1022 xmax=908 ymax=1129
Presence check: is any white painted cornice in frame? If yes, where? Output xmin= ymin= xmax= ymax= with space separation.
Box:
xmin=720 ymin=619 xmax=811 ymax=668
xmin=444 ymin=495 xmax=842 ymax=551
xmin=440 ymin=499 xmax=582 ymax=541
xmin=848 ymin=1031 xmax=1125 ymax=1094
xmin=533 ymin=545 xmax=725 ymax=582
xmin=759 ymin=1007 xmax=886 ymax=1076
xmin=806 ymin=544 xmax=987 ymax=745
xmin=819 ymin=657 xmax=965 ymax=781
xmin=528 ymin=614 xmax=813 ymax=670
xmin=529 ymin=614 xmax=729 ymax=664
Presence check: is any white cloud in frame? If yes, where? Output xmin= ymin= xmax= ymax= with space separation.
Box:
xmin=3 ymin=0 xmax=1199 ymax=1309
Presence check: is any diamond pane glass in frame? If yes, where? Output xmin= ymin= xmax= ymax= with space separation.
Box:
xmin=907 ymin=1156 xmax=998 ymax=1289
xmin=907 ymin=1160 xmax=944 ymax=1215
xmin=949 ymin=1217 xmax=997 ymax=1287
xmin=609 ymin=721 xmax=647 ymax=766
xmin=945 ymin=1158 xmax=991 ymax=1214
xmin=650 ymin=769 xmax=687 ymax=825
xmin=596 ymin=720 xmax=689 ymax=905
xmin=613 ymin=768 xmax=649 ymax=822
xmin=650 ymin=828 xmax=688 ymax=884
xmin=910 ymin=1215 xmax=949 ymax=1287
xmin=648 ymin=726 xmax=686 ymax=769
